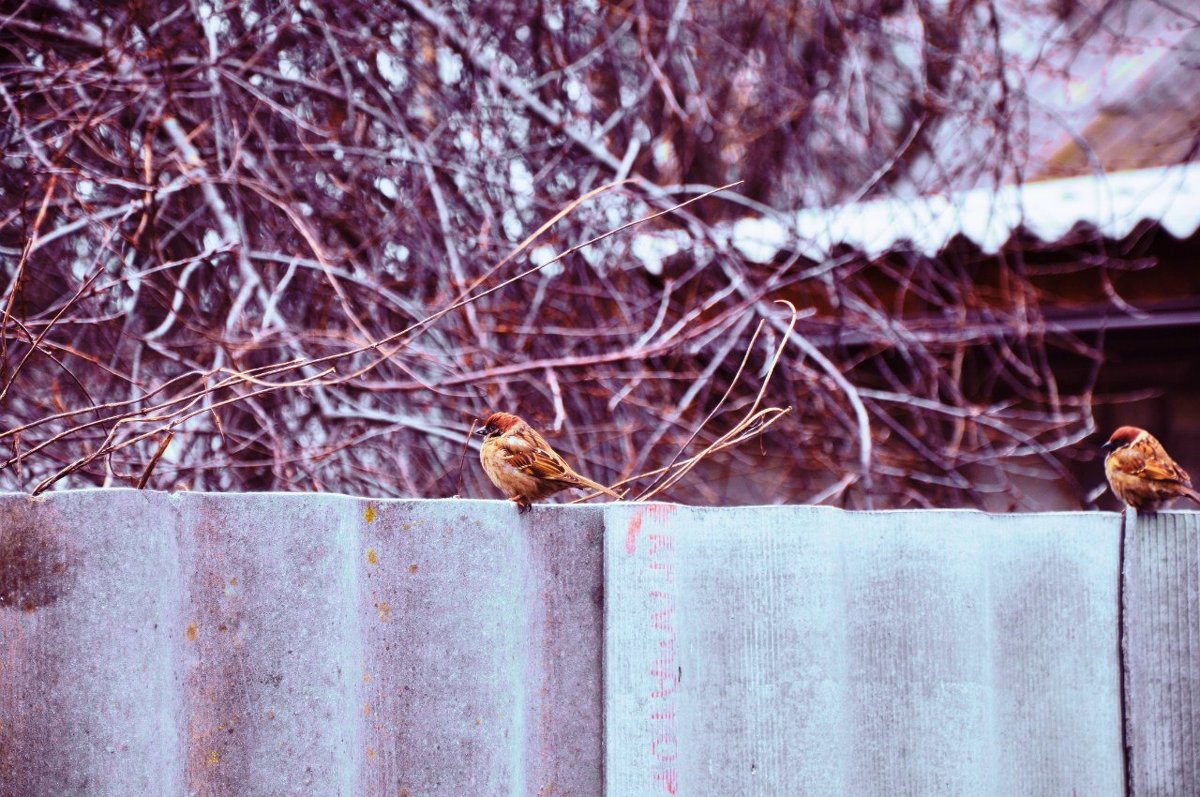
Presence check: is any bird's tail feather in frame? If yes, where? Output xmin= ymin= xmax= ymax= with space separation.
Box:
xmin=1183 ymin=486 xmax=1200 ymax=507
xmin=573 ymin=474 xmax=623 ymax=500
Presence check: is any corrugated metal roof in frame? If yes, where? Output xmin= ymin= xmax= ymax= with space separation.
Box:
xmin=725 ymin=162 xmax=1200 ymax=262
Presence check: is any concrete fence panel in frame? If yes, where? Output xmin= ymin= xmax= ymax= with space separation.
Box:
xmin=0 ymin=490 xmax=1196 ymax=795
xmin=0 ymin=491 xmax=603 ymax=797
xmin=604 ymin=504 xmax=1123 ymax=796
xmin=1125 ymin=509 xmax=1200 ymax=796
xmin=0 ymin=490 xmax=183 ymax=797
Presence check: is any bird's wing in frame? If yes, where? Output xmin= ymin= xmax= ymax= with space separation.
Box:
xmin=1115 ymin=441 xmax=1188 ymax=483
xmin=1141 ymin=459 xmax=1185 ymax=482
xmin=500 ymin=431 xmax=578 ymax=484
xmin=500 ymin=427 xmax=621 ymax=498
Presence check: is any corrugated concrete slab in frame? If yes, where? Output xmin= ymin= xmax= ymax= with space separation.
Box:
xmin=0 ymin=491 xmax=603 ymax=797
xmin=605 ymin=504 xmax=1124 ymax=796
xmin=0 ymin=490 xmax=182 ymax=797
xmin=5 ymin=492 xmax=1197 ymax=796
xmin=174 ymin=493 xmax=363 ymax=797
xmin=1125 ymin=509 xmax=1200 ymax=797
xmin=354 ymin=498 xmax=603 ymax=796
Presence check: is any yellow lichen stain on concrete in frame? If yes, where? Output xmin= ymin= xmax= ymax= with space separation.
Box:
xmin=401 ymin=522 xmax=411 ymax=532
xmin=367 ymin=548 xmax=379 ymax=565
xmin=364 ymin=504 xmax=378 ymax=523
xmin=229 ymin=577 xmax=237 ymax=586
xmin=206 ymin=750 xmax=220 ymax=766
xmin=376 ymin=602 xmax=391 ymax=622
xmin=367 ymin=747 xmax=376 ymax=760
xmin=407 ymin=563 xmax=418 ymax=575
xmin=186 ymin=623 xmax=198 ymax=642
xmin=363 ymin=703 xmax=372 ymax=717
xmin=363 ymin=672 xmax=371 ymax=684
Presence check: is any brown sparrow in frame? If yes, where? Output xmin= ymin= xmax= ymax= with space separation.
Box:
xmin=477 ymin=412 xmax=621 ymax=511
xmin=1103 ymin=426 xmax=1200 ymax=511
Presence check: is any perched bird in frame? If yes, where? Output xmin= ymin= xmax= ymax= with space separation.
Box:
xmin=476 ymin=411 xmax=621 ymax=512
xmin=1103 ymin=426 xmax=1200 ymax=511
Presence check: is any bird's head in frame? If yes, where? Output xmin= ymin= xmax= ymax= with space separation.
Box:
xmin=476 ymin=412 xmax=522 ymax=439
xmin=1102 ymin=425 xmax=1144 ymax=452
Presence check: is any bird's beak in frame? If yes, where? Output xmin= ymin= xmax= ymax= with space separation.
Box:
xmin=474 ymin=425 xmax=487 ymax=437
xmin=1101 ymin=441 xmax=1114 ymax=452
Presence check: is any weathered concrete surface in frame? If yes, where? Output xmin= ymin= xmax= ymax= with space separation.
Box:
xmin=0 ymin=490 xmax=182 ymax=797
xmin=605 ymin=504 xmax=1125 ymax=796
xmin=4 ymin=492 xmax=1195 ymax=796
xmin=352 ymin=498 xmax=603 ymax=797
xmin=1125 ymin=509 xmax=1200 ymax=797
xmin=0 ymin=491 xmax=603 ymax=797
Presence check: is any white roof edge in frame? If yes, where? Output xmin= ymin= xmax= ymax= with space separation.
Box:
xmin=722 ymin=162 xmax=1200 ymax=261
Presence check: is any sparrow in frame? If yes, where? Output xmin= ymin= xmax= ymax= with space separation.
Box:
xmin=476 ymin=411 xmax=621 ymax=512
xmin=1103 ymin=425 xmax=1200 ymax=511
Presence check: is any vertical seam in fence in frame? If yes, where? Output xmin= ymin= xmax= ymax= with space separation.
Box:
xmin=1189 ymin=514 xmax=1199 ymax=793
xmin=1165 ymin=511 xmax=1177 ymax=791
xmin=1119 ymin=509 xmax=1133 ymax=797
xmin=600 ymin=526 xmax=608 ymax=797
xmin=602 ymin=507 xmax=614 ymax=797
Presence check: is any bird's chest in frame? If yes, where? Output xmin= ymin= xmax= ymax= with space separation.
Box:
xmin=1106 ymin=457 xmax=1165 ymax=508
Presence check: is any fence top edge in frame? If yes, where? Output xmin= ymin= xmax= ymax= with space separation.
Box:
xmin=0 ymin=488 xmax=1166 ymax=520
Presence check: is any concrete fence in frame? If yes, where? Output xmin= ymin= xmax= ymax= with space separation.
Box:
xmin=0 ymin=490 xmax=1194 ymax=796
